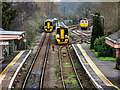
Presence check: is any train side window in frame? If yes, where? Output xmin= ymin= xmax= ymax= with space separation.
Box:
xmin=45 ymin=22 xmax=47 ymax=26
xmin=65 ymin=28 xmax=68 ymax=35
xmin=57 ymin=28 xmax=60 ymax=34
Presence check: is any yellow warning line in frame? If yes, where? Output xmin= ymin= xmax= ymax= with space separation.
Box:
xmin=77 ymin=44 xmax=120 ymax=90
xmin=0 ymin=51 xmax=25 ymax=83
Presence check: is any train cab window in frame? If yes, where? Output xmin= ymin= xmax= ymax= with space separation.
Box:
xmin=45 ymin=22 xmax=47 ymax=26
xmin=85 ymin=21 xmax=87 ymax=23
xmin=81 ymin=21 xmax=84 ymax=23
xmin=57 ymin=28 xmax=60 ymax=34
xmin=65 ymin=28 xmax=68 ymax=35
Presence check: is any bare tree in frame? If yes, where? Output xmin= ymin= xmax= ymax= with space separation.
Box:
xmin=77 ymin=2 xmax=95 ymax=19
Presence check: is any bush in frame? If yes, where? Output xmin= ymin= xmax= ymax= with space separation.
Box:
xmin=25 ymin=27 xmax=36 ymax=46
xmin=94 ymin=36 xmax=113 ymax=57
xmin=116 ymin=57 xmax=120 ymax=70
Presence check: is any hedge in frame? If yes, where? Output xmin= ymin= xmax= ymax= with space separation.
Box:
xmin=94 ymin=36 xmax=113 ymax=57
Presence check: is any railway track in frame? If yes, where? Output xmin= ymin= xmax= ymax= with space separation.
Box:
xmin=70 ymin=28 xmax=91 ymax=44
xmin=22 ymin=33 xmax=51 ymax=89
xmin=58 ymin=45 xmax=84 ymax=89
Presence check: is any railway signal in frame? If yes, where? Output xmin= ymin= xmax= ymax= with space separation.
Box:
xmin=52 ymin=44 xmax=55 ymax=51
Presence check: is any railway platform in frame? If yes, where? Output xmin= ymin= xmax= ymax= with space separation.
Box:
xmin=0 ymin=50 xmax=31 ymax=89
xmin=72 ymin=44 xmax=120 ymax=90
xmin=0 ymin=52 xmax=20 ymax=73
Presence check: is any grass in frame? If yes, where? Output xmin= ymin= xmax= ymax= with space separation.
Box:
xmin=24 ymin=65 xmax=28 ymax=68
xmin=98 ymin=57 xmax=116 ymax=61
xmin=55 ymin=70 xmax=59 ymax=75
xmin=87 ymin=44 xmax=116 ymax=61
xmin=21 ymin=68 xmax=26 ymax=72
xmin=62 ymin=62 xmax=72 ymax=67
xmin=91 ymin=49 xmax=99 ymax=57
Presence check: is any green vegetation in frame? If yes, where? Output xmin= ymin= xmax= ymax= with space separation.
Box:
xmin=21 ymin=68 xmax=26 ymax=72
xmin=2 ymin=2 xmax=17 ymax=30
xmin=88 ymin=44 xmax=115 ymax=61
xmin=92 ymin=2 xmax=119 ymax=33
xmin=99 ymin=57 xmax=116 ymax=61
xmin=94 ymin=36 xmax=113 ymax=57
xmin=25 ymin=28 xmax=36 ymax=46
xmin=59 ymin=77 xmax=61 ymax=80
xmin=24 ymin=65 xmax=28 ymax=68
xmin=90 ymin=12 xmax=104 ymax=49
xmin=55 ymin=69 xmax=59 ymax=75
xmin=91 ymin=49 xmax=99 ymax=57
xmin=62 ymin=62 xmax=72 ymax=67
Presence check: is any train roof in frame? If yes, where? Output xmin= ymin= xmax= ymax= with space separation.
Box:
xmin=45 ymin=19 xmax=53 ymax=21
xmin=56 ymin=22 xmax=68 ymax=28
xmin=45 ymin=18 xmax=58 ymax=22
xmin=53 ymin=18 xmax=57 ymax=21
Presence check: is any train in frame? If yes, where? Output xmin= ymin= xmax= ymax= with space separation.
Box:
xmin=80 ymin=19 xmax=89 ymax=30
xmin=55 ymin=22 xmax=69 ymax=44
xmin=44 ymin=18 xmax=58 ymax=32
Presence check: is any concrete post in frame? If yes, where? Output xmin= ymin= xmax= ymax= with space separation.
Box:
xmin=0 ymin=46 xmax=2 ymax=60
xmin=116 ymin=48 xmax=120 ymax=58
xmin=13 ymin=39 xmax=15 ymax=52
xmin=6 ymin=45 xmax=9 ymax=55
xmin=0 ymin=46 xmax=3 ymax=64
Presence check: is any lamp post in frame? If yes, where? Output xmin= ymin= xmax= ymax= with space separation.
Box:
xmin=23 ymin=39 xmax=27 ymax=50
xmin=99 ymin=16 xmax=104 ymax=32
xmin=90 ymin=14 xmax=94 ymax=25
xmin=90 ymin=14 xmax=104 ymax=30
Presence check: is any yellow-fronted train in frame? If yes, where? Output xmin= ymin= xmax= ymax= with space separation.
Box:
xmin=44 ymin=18 xmax=58 ymax=32
xmin=80 ymin=19 xmax=89 ymax=30
xmin=55 ymin=22 xmax=69 ymax=44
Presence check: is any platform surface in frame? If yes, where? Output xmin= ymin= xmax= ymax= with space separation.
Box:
xmin=74 ymin=44 xmax=120 ymax=90
xmin=0 ymin=50 xmax=30 ymax=89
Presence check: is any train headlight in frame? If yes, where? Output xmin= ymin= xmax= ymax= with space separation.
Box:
xmin=57 ymin=34 xmax=60 ymax=39
xmin=65 ymin=35 xmax=68 ymax=38
xmin=57 ymin=34 xmax=60 ymax=37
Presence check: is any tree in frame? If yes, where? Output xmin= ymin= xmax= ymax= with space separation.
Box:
xmin=2 ymin=2 xmax=17 ymax=30
xmin=90 ymin=12 xmax=104 ymax=49
xmin=77 ymin=2 xmax=95 ymax=19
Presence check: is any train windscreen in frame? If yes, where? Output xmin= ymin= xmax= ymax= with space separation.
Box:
xmin=57 ymin=28 xmax=60 ymax=34
xmin=45 ymin=22 xmax=47 ymax=26
xmin=65 ymin=28 xmax=68 ymax=35
xmin=50 ymin=22 xmax=52 ymax=26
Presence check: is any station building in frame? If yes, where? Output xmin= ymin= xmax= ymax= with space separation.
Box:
xmin=0 ymin=28 xmax=25 ymax=63
xmin=105 ymin=30 xmax=120 ymax=58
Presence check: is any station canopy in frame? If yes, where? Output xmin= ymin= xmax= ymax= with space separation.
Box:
xmin=0 ymin=28 xmax=25 ymax=40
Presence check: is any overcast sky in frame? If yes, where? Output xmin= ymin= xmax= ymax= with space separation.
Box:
xmin=2 ymin=0 xmax=120 ymax=2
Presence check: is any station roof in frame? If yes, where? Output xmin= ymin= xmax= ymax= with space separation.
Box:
xmin=0 ymin=31 xmax=25 ymax=35
xmin=105 ymin=30 xmax=120 ymax=44
xmin=0 ymin=28 xmax=25 ymax=40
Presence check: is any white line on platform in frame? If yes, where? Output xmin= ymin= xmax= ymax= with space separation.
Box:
xmin=72 ymin=44 xmax=103 ymax=90
xmin=8 ymin=50 xmax=32 ymax=89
